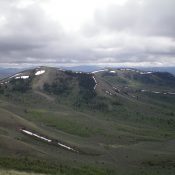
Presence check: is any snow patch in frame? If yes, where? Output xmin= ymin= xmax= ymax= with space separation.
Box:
xmin=106 ymin=90 xmax=112 ymax=96
xmin=141 ymin=89 xmax=147 ymax=92
xmin=10 ymin=73 xmax=22 ymax=79
xmin=75 ymin=71 xmax=83 ymax=74
xmin=92 ymin=69 xmax=107 ymax=74
xmin=15 ymin=76 xmax=29 ymax=79
xmin=15 ymin=77 xmax=20 ymax=79
xmin=109 ymin=70 xmax=116 ymax=73
xmin=119 ymin=68 xmax=138 ymax=72
xmin=140 ymin=72 xmax=152 ymax=75
xmin=35 ymin=70 xmax=45 ymax=75
xmin=152 ymin=91 xmax=161 ymax=94
xmin=21 ymin=76 xmax=29 ymax=79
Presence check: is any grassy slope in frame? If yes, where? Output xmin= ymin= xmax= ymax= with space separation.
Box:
xmin=0 ymin=68 xmax=175 ymax=174
xmin=0 ymin=169 xmax=45 ymax=175
xmin=0 ymin=92 xmax=175 ymax=175
xmin=98 ymin=69 xmax=175 ymax=91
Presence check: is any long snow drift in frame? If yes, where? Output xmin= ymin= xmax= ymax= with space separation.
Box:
xmin=20 ymin=129 xmax=78 ymax=152
xmin=92 ymin=76 xmax=97 ymax=90
xmin=21 ymin=129 xmax=51 ymax=142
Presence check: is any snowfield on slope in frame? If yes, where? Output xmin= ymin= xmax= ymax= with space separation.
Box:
xmin=35 ymin=70 xmax=45 ymax=75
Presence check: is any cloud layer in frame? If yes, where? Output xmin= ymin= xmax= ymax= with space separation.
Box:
xmin=0 ymin=0 xmax=175 ymax=67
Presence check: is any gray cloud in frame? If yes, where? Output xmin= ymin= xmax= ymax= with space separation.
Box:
xmin=92 ymin=0 xmax=175 ymax=37
xmin=0 ymin=0 xmax=175 ymax=67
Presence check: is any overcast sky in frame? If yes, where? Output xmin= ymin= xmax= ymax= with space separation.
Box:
xmin=0 ymin=0 xmax=175 ymax=67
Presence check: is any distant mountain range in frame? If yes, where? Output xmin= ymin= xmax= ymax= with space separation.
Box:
xmin=64 ymin=66 xmax=175 ymax=75
xmin=137 ymin=67 xmax=175 ymax=75
xmin=0 ymin=66 xmax=175 ymax=79
xmin=0 ymin=67 xmax=24 ymax=79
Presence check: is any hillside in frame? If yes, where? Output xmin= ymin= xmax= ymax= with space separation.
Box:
xmin=0 ymin=66 xmax=175 ymax=175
